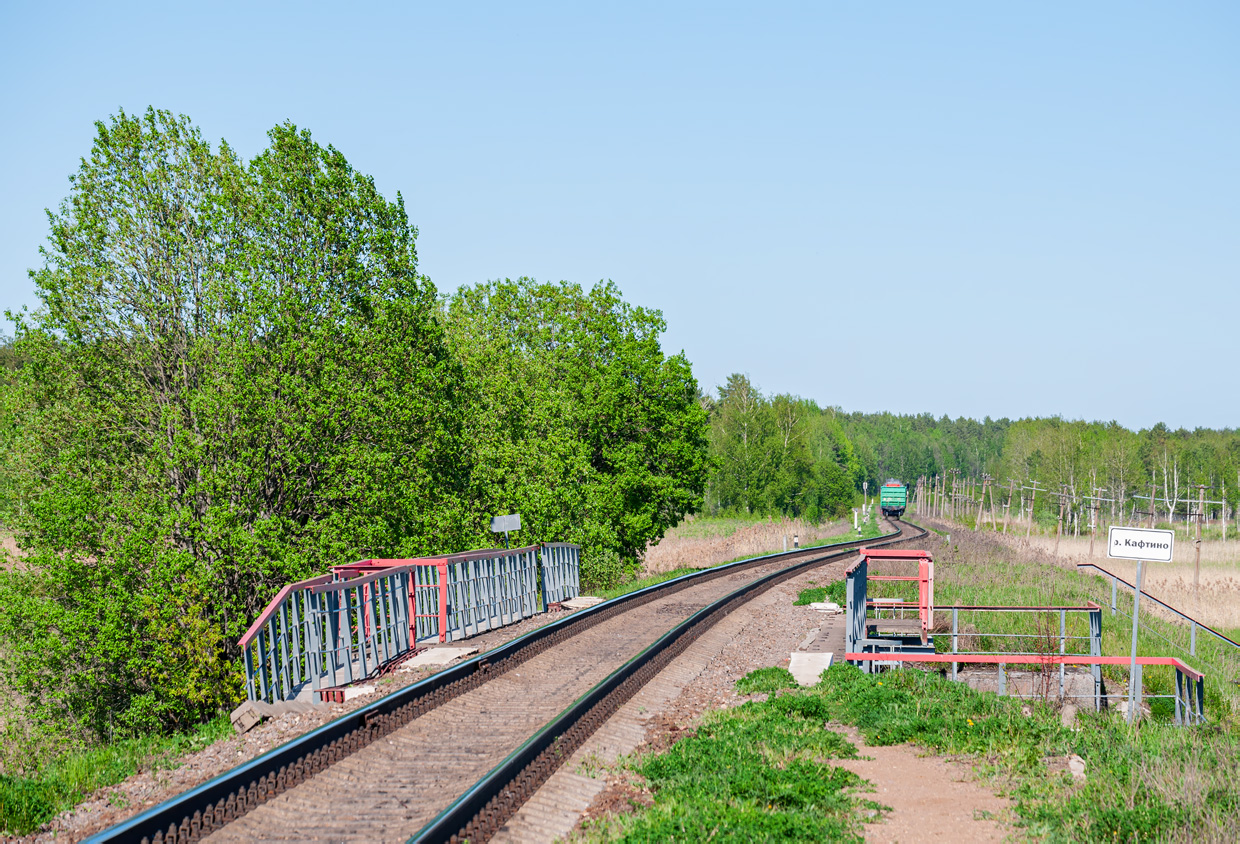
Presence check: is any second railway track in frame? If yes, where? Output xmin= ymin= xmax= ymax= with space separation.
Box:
xmin=90 ymin=519 xmax=927 ymax=844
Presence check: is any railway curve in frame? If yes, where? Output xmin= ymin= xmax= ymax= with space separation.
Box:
xmin=85 ymin=519 xmax=926 ymax=844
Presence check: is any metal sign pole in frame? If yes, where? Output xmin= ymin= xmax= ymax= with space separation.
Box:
xmin=1107 ymin=525 xmax=1173 ymax=725
xmin=1127 ymin=558 xmax=1144 ymax=725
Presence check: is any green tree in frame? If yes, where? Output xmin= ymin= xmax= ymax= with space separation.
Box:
xmin=444 ymin=278 xmax=708 ymax=586
xmin=0 ymin=109 xmax=463 ymax=737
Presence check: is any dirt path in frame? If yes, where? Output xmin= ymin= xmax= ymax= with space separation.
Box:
xmin=558 ymin=554 xmax=1014 ymax=843
xmin=832 ymin=725 xmax=1011 ymax=843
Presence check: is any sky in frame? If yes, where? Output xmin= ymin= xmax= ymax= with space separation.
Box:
xmin=1 ymin=2 xmax=1236 ymax=431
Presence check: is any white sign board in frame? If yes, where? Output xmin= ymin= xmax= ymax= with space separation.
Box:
xmin=490 ymin=514 xmax=521 ymax=533
xmin=1107 ymin=526 xmax=1174 ymax=563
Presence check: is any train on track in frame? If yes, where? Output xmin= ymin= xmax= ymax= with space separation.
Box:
xmin=879 ymin=479 xmax=909 ymax=518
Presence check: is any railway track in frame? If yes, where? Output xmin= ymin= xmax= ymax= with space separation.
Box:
xmin=87 ymin=519 xmax=926 ymax=844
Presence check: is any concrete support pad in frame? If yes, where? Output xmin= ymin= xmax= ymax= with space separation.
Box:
xmin=562 ymin=596 xmax=605 ymax=609
xmin=808 ymin=601 xmax=842 ymax=614
xmin=230 ymin=699 xmax=324 ymax=734
xmin=342 ymin=684 xmax=375 ymax=701
xmin=397 ymin=646 xmax=478 ymax=671
xmin=789 ymin=652 xmax=833 ymax=686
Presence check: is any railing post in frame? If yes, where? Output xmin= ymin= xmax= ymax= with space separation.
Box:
xmin=1190 ymin=621 xmax=1197 ymax=656
xmin=1174 ymin=669 xmax=1184 ymax=726
xmin=999 ymin=662 xmax=1006 ymax=696
xmin=1111 ymin=575 xmax=1117 ymax=615
xmin=244 ymin=645 xmax=257 ymax=702
xmin=1059 ymin=609 xmax=1066 ymax=701
xmin=437 ymin=561 xmax=449 ymax=643
xmin=308 ymin=590 xmax=323 ymax=692
xmin=951 ymin=609 xmax=958 ymax=682
xmin=1089 ymin=608 xmax=1103 ymax=711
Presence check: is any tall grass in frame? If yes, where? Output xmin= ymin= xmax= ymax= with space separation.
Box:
xmin=643 ymin=515 xmax=861 ymax=574
xmin=0 ymin=714 xmax=233 ymax=835
xmin=877 ymin=520 xmax=1240 ymax=720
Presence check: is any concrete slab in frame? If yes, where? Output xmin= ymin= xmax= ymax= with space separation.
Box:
xmin=342 ymin=684 xmax=375 ymax=701
xmin=789 ymin=652 xmax=833 ymax=686
xmin=230 ymin=698 xmax=325 ymax=734
xmin=396 ymin=646 xmax=478 ymax=671
xmin=808 ymin=601 xmax=842 ymax=614
xmin=562 ymin=596 xmax=605 ymax=609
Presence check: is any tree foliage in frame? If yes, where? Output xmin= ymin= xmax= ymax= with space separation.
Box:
xmin=0 ymin=109 xmax=463 ymax=735
xmin=0 ymin=110 xmax=711 ymax=740
xmin=705 ymin=375 xmax=856 ymax=520
xmin=443 ymin=278 xmax=709 ymax=586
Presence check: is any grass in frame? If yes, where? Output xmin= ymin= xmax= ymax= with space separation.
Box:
xmin=793 ymin=580 xmax=845 ymax=607
xmin=0 ymin=714 xmax=233 ymax=836
xmin=643 ymin=514 xmax=867 ymax=575
xmin=587 ymin=664 xmax=1240 ymax=843
xmin=594 ymin=518 xmax=890 ymax=602
xmin=579 ymin=672 xmax=886 ymax=842
xmin=812 ymin=664 xmax=1240 ymax=842
xmin=866 ymin=523 xmax=1240 ymax=720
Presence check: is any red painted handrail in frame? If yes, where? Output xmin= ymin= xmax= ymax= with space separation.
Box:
xmin=238 ymin=574 xmax=334 ymax=649
xmin=844 ymin=652 xmax=1205 ymax=682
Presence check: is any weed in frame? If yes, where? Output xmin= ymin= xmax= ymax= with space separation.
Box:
xmin=736 ymin=667 xmax=796 ymax=695
xmin=582 ymin=671 xmax=886 ymax=842
xmin=0 ymin=714 xmax=232 ymax=835
xmin=793 ymin=581 xmax=845 ymax=607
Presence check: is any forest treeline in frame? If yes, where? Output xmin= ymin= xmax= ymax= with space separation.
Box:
xmin=0 ymin=109 xmax=706 ymax=740
xmin=702 ymin=383 xmax=1240 ymax=524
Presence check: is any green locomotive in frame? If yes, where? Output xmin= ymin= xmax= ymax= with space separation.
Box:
xmin=879 ymin=479 xmax=909 ymax=518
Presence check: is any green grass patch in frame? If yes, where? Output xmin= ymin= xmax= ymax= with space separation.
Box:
xmin=735 ymin=666 xmax=797 ymax=695
xmin=794 ymin=580 xmax=845 ymax=607
xmin=815 ymin=663 xmax=1240 ymax=841
xmin=0 ymin=714 xmax=233 ymax=835
xmin=582 ymin=670 xmax=886 ymax=842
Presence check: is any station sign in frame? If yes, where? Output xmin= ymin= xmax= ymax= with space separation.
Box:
xmin=1107 ymin=526 xmax=1174 ymax=563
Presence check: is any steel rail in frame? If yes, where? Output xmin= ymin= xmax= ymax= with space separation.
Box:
xmin=411 ymin=520 xmax=928 ymax=844
xmin=84 ymin=523 xmax=904 ymax=844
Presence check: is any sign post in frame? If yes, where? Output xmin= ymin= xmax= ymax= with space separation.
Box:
xmin=1107 ymin=526 xmax=1174 ymax=723
xmin=490 ymin=514 xmax=521 ymax=549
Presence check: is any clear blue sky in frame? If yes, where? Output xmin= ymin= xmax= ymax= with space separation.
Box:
xmin=2 ymin=2 xmax=1236 ymax=431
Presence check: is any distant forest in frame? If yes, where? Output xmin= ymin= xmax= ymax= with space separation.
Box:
xmin=703 ymin=375 xmax=1240 ymax=523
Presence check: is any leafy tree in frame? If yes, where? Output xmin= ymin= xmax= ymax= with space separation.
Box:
xmin=443 ymin=278 xmax=708 ymax=586
xmin=0 ymin=109 xmax=463 ymax=736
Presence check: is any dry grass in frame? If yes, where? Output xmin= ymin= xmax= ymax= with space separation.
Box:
xmin=987 ymin=533 xmax=1240 ymax=631
xmin=643 ymin=516 xmax=854 ymax=574
xmin=925 ymin=514 xmax=1240 ymax=634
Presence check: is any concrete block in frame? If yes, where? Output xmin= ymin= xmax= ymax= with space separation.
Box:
xmin=563 ymin=596 xmax=606 ymax=609
xmin=397 ymin=647 xmax=478 ymax=671
xmin=230 ymin=698 xmax=324 ymax=734
xmin=231 ymin=700 xmax=263 ymax=734
xmin=789 ymin=652 xmax=833 ymax=686
xmin=808 ymin=602 xmax=842 ymax=614
xmin=342 ymin=684 xmax=376 ymax=701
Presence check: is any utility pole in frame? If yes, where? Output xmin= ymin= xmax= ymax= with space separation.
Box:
xmin=1054 ymin=485 xmax=1067 ymax=556
xmin=1004 ymin=478 xmax=1016 ymax=534
xmin=976 ymin=475 xmax=988 ymax=528
xmin=1195 ymin=484 xmax=1205 ymax=596
xmin=1026 ymin=480 xmax=1042 ymax=538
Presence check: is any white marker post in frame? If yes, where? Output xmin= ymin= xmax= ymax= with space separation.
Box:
xmin=1107 ymin=526 xmax=1174 ymax=723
